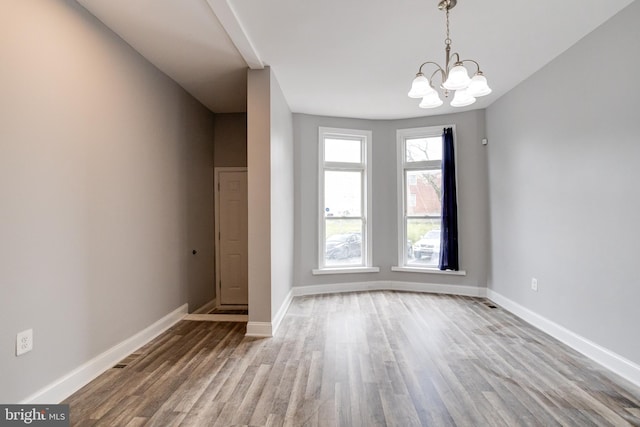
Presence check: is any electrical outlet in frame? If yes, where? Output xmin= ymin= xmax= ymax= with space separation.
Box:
xmin=531 ymin=278 xmax=538 ymax=292
xmin=16 ymin=329 xmax=33 ymax=356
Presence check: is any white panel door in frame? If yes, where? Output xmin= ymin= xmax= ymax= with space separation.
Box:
xmin=216 ymin=169 xmax=248 ymax=306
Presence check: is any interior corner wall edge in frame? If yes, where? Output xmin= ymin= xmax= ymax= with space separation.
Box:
xmin=0 ymin=0 xmax=215 ymax=402
xmin=485 ymin=0 xmax=640 ymax=367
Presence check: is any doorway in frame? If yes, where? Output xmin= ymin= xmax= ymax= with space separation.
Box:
xmin=214 ymin=168 xmax=248 ymax=308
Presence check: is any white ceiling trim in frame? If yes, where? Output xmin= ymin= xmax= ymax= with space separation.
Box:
xmin=206 ymin=0 xmax=263 ymax=69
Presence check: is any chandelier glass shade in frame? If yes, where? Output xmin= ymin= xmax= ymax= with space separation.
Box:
xmin=408 ymin=0 xmax=492 ymax=109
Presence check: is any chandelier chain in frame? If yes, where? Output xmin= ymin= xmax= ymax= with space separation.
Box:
xmin=445 ymin=7 xmax=451 ymax=45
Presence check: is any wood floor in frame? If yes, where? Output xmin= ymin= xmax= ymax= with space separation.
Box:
xmin=65 ymin=291 xmax=640 ymax=426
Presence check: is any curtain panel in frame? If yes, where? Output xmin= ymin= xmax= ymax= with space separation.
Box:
xmin=439 ymin=127 xmax=459 ymax=271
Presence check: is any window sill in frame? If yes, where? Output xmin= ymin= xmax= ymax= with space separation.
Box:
xmin=391 ymin=266 xmax=467 ymax=276
xmin=312 ymin=267 xmax=381 ymax=276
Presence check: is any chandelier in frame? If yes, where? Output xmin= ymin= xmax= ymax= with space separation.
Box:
xmin=408 ymin=0 xmax=491 ymax=109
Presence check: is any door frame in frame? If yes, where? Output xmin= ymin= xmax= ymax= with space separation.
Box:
xmin=214 ymin=167 xmax=249 ymax=309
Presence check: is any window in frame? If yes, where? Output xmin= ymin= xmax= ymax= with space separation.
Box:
xmin=397 ymin=126 xmax=449 ymax=268
xmin=317 ymin=127 xmax=373 ymax=271
xmin=408 ymin=193 xmax=417 ymax=208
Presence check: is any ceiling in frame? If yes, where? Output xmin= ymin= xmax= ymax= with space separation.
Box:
xmin=77 ymin=0 xmax=635 ymax=120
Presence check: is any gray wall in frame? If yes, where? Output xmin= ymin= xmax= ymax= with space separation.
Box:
xmin=486 ymin=0 xmax=640 ymax=365
xmin=293 ymin=110 xmax=490 ymax=288
xmin=247 ymin=69 xmax=272 ymax=323
xmin=214 ymin=113 xmax=247 ymax=168
xmin=0 ymin=0 xmax=215 ymax=402
xmin=247 ymin=68 xmax=294 ymax=325
xmin=269 ymin=74 xmax=294 ymax=319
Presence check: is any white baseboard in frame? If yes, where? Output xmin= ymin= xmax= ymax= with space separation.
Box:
xmin=292 ymin=280 xmax=486 ymax=298
xmin=20 ymin=304 xmax=188 ymax=404
xmin=244 ymin=289 xmax=294 ymax=338
xmin=391 ymin=281 xmax=486 ymax=297
xmin=487 ymin=289 xmax=640 ymax=389
xmin=245 ymin=322 xmax=272 ymax=338
xmin=272 ymin=289 xmax=293 ymax=336
xmin=192 ymin=298 xmax=216 ymax=314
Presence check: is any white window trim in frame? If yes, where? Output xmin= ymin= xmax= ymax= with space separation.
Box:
xmin=394 ymin=125 xmax=461 ymax=272
xmin=317 ymin=127 xmax=375 ymax=272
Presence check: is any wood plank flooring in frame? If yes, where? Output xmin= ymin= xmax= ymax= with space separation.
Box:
xmin=65 ymin=291 xmax=640 ymax=426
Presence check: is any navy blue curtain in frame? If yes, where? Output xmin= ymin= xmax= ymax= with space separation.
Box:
xmin=439 ymin=127 xmax=459 ymax=271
